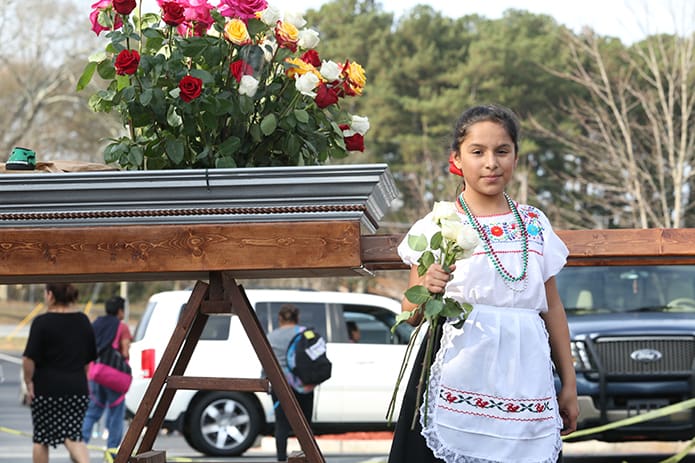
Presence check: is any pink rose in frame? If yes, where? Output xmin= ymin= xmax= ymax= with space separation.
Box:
xmin=177 ymin=1 xmax=214 ymax=36
xmin=218 ymin=0 xmax=268 ymax=20
xmin=89 ymin=0 xmax=124 ymax=36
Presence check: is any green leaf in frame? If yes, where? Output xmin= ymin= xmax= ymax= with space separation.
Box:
xmin=391 ymin=311 xmax=415 ymax=333
xmin=260 ymin=114 xmax=277 ymax=136
xmin=294 ymin=109 xmax=310 ymax=123
xmin=404 ymin=285 xmax=431 ymax=305
xmin=407 ymin=234 xmax=428 ymax=252
xmin=139 ymin=89 xmax=153 ymax=106
xmin=218 ymin=136 xmax=241 ymax=156
xmin=430 ymin=231 xmax=442 ymax=250
xmin=165 ymin=138 xmax=185 ymax=165
xmin=424 ymin=298 xmax=444 ymax=319
xmin=215 ymin=156 xmax=237 ymax=168
xmin=76 ymin=62 xmax=97 ymax=91
xmin=96 ymin=60 xmax=116 ymax=80
xmin=440 ymin=298 xmax=464 ymax=318
xmin=190 ymin=69 xmax=214 ymax=84
xmin=127 ymin=146 xmax=144 ymax=168
xmin=420 ymin=251 xmax=435 ymax=269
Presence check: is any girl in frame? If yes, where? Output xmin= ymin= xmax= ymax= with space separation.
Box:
xmin=388 ymin=104 xmax=578 ymax=463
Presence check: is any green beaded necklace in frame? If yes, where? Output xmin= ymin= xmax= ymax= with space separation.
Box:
xmin=457 ymin=192 xmax=529 ymax=284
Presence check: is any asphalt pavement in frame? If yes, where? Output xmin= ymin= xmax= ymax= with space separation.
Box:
xmin=3 ymin=342 xmax=695 ymax=463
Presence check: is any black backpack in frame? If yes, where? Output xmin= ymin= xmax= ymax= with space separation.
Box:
xmin=286 ymin=328 xmax=332 ymax=386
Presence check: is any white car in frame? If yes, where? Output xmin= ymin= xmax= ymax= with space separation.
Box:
xmin=125 ymin=289 xmax=416 ymax=456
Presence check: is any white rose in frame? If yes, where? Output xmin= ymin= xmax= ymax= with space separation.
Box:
xmin=456 ymin=225 xmax=480 ymax=255
xmin=319 ymin=60 xmax=341 ymax=81
xmin=350 ymin=115 xmax=370 ymax=135
xmin=260 ymin=38 xmax=278 ymax=62
xmin=239 ymin=75 xmax=259 ymax=97
xmin=295 ymin=72 xmax=320 ymax=97
xmin=283 ymin=11 xmax=307 ymax=28
xmin=431 ymin=201 xmax=459 ymax=224
xmin=297 ymin=28 xmax=320 ymax=49
xmin=259 ymin=5 xmax=281 ymax=25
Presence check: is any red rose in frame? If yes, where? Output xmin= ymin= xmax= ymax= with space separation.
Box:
xmin=113 ymin=0 xmax=137 ymax=15
xmin=161 ymin=1 xmax=186 ymax=26
xmin=300 ymin=50 xmax=320 ymax=67
xmin=315 ymin=83 xmax=339 ymax=109
xmin=114 ymin=49 xmax=140 ymax=75
xmin=179 ymin=75 xmax=203 ymax=102
xmin=229 ymin=60 xmax=253 ymax=83
xmin=344 ymin=133 xmax=364 ymax=152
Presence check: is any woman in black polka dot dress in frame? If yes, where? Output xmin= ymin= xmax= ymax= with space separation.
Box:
xmin=22 ymin=283 xmax=97 ymax=463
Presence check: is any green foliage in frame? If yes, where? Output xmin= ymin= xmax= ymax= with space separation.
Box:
xmin=78 ymin=2 xmax=368 ymax=170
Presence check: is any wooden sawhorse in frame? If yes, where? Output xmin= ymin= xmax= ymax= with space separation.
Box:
xmin=116 ymin=272 xmax=325 ymax=463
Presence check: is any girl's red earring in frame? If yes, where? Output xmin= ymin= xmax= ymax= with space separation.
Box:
xmin=448 ymin=152 xmax=463 ymax=176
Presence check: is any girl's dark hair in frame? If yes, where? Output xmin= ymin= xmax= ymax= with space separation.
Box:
xmin=450 ymin=104 xmax=521 ymax=154
xmin=278 ymin=304 xmax=299 ymax=323
xmin=45 ymin=283 xmax=79 ymax=305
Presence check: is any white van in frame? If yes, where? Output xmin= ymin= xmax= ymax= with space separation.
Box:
xmin=125 ymin=289 xmax=415 ymax=456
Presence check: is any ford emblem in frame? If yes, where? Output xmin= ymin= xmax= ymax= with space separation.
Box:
xmin=630 ymin=349 xmax=663 ymax=362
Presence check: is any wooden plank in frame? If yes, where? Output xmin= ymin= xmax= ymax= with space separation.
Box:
xmin=0 ymin=220 xmax=361 ymax=283
xmin=166 ymin=376 xmax=270 ymax=392
xmin=360 ymin=229 xmax=695 ymax=270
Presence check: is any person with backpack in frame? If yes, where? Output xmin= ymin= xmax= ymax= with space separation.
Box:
xmin=82 ymin=296 xmax=132 ymax=459
xmin=266 ymin=304 xmax=326 ymax=462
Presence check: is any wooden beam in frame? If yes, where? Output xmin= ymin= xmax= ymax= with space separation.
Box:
xmin=0 ymin=220 xmax=362 ymax=283
xmin=360 ymin=228 xmax=695 ymax=270
xmin=165 ymin=376 xmax=270 ymax=392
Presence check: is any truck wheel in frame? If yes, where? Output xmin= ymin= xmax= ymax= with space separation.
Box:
xmin=183 ymin=391 xmax=261 ymax=456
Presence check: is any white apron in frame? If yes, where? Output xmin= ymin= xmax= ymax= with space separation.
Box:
xmin=421 ymin=305 xmax=562 ymax=463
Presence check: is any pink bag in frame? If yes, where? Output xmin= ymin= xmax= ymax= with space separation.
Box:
xmin=88 ymin=323 xmax=132 ymax=393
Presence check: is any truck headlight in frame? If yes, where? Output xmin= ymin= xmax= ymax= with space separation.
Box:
xmin=570 ymin=340 xmax=594 ymax=371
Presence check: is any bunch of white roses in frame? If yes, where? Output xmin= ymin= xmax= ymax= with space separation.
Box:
xmin=387 ymin=201 xmax=479 ymax=428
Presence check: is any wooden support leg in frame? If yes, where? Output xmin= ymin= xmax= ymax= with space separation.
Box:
xmin=222 ymin=273 xmax=324 ymax=463
xmin=115 ymin=281 xmax=209 ymax=463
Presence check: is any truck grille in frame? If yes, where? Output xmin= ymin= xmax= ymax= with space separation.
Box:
xmin=593 ymin=336 xmax=695 ymax=376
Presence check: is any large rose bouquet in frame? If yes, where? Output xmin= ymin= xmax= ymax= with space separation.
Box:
xmin=78 ymin=0 xmax=369 ymax=170
xmin=386 ymin=201 xmax=479 ymax=428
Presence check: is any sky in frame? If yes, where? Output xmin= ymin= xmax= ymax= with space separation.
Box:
xmin=287 ymin=0 xmax=695 ymax=44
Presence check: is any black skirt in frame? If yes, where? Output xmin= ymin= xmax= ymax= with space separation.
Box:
xmin=388 ymin=321 xmax=444 ymax=463
xmin=31 ymin=395 xmax=89 ymax=447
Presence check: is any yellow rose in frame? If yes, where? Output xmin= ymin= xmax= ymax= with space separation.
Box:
xmin=285 ymin=57 xmax=321 ymax=80
xmin=275 ymin=21 xmax=299 ymax=51
xmin=224 ymin=19 xmax=251 ymax=45
xmin=343 ymin=60 xmax=366 ymax=95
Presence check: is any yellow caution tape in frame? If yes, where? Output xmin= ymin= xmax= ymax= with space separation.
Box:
xmin=563 ymin=397 xmax=695 ymax=440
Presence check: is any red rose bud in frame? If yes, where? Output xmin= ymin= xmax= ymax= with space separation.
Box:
xmin=300 ymin=50 xmax=321 ymax=67
xmin=114 ymin=49 xmax=140 ymax=75
xmin=315 ymin=83 xmax=339 ymax=109
xmin=161 ymin=1 xmax=186 ymax=26
xmin=179 ymin=75 xmax=203 ymax=102
xmin=230 ymin=60 xmax=254 ymax=83
xmin=344 ymin=133 xmax=364 ymax=152
xmin=113 ymin=0 xmax=137 ymax=15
